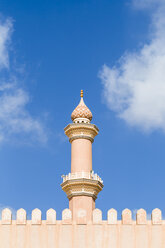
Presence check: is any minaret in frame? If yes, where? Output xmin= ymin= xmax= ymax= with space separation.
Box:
xmin=61 ymin=90 xmax=103 ymax=222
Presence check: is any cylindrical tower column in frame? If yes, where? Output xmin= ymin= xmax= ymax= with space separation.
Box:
xmin=61 ymin=90 xmax=103 ymax=222
xmin=71 ymin=138 xmax=92 ymax=173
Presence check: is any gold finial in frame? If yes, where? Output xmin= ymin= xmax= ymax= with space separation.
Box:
xmin=80 ymin=90 xmax=83 ymax=98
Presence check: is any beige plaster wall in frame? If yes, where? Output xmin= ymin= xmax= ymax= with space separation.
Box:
xmin=0 ymin=208 xmax=164 ymax=248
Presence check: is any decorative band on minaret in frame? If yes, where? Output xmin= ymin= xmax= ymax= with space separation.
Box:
xmin=61 ymin=90 xmax=103 ymax=222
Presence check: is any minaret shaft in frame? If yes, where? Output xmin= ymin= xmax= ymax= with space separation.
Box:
xmin=71 ymin=139 xmax=92 ymax=173
xmin=70 ymin=138 xmax=94 ymax=221
xmin=69 ymin=195 xmax=95 ymax=222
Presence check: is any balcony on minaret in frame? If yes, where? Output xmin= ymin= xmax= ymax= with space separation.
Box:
xmin=62 ymin=171 xmax=103 ymax=183
xmin=61 ymin=171 xmax=103 ymax=201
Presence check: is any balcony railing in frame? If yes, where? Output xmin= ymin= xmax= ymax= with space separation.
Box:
xmin=61 ymin=171 xmax=103 ymax=184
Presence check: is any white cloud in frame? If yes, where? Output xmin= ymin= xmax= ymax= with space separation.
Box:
xmin=0 ymin=18 xmax=12 ymax=69
xmin=100 ymin=0 xmax=165 ymax=133
xmin=0 ymin=18 xmax=47 ymax=144
xmin=132 ymin=0 xmax=163 ymax=10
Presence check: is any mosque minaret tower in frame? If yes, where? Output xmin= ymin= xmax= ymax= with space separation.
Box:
xmin=61 ymin=90 xmax=103 ymax=222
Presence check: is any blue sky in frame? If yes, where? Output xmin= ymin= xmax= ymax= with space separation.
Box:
xmin=0 ymin=0 xmax=165 ymax=219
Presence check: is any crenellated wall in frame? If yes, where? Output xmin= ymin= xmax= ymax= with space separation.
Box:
xmin=0 ymin=207 xmax=164 ymax=248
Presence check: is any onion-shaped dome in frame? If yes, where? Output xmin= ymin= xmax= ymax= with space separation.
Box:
xmin=71 ymin=90 xmax=93 ymax=123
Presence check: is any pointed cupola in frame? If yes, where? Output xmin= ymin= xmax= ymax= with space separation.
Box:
xmin=71 ymin=90 xmax=92 ymax=124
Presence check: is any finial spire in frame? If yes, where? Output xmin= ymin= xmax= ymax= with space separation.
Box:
xmin=71 ymin=89 xmax=92 ymax=122
xmin=80 ymin=90 xmax=83 ymax=98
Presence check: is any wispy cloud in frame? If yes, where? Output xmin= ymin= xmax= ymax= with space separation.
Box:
xmin=0 ymin=18 xmax=47 ymax=144
xmin=0 ymin=18 xmax=12 ymax=69
xmin=100 ymin=0 xmax=165 ymax=133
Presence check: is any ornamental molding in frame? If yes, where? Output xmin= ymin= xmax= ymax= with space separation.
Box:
xmin=64 ymin=123 xmax=99 ymax=143
xmin=61 ymin=178 xmax=103 ymax=200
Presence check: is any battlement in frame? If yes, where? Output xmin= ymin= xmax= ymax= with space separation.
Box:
xmin=0 ymin=207 xmax=164 ymax=248
xmin=0 ymin=207 xmax=162 ymax=224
